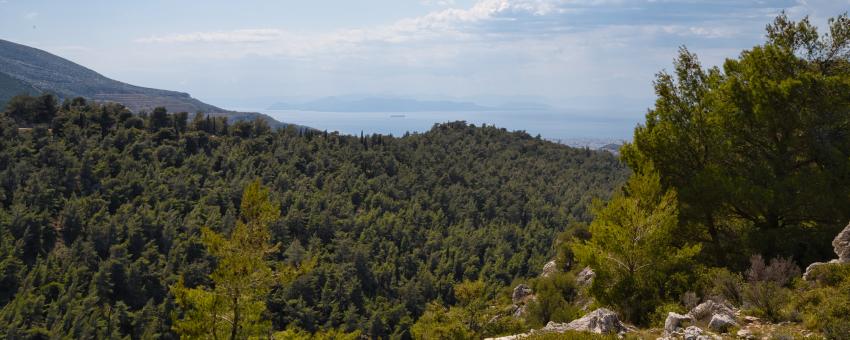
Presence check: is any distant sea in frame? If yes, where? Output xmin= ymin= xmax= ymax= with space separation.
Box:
xmin=251 ymin=109 xmax=639 ymax=148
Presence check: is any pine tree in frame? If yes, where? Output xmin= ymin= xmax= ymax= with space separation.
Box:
xmin=573 ymin=168 xmax=701 ymax=325
xmin=172 ymin=180 xmax=312 ymax=339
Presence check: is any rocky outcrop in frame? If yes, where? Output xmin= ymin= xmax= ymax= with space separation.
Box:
xmin=804 ymin=222 xmax=850 ymax=281
xmin=511 ymin=284 xmax=533 ymax=304
xmin=662 ymin=303 xmax=737 ymax=340
xmin=682 ymin=326 xmax=711 ymax=340
xmin=541 ymin=260 xmax=558 ymax=277
xmin=664 ymin=312 xmax=692 ymax=335
xmin=655 ymin=300 xmax=738 ymax=339
xmin=509 ymin=284 xmax=534 ymax=318
xmin=576 ymin=266 xmax=595 ymax=286
xmin=834 ymin=222 xmax=850 ymax=263
xmin=708 ymin=313 xmax=737 ymax=333
xmin=485 ymin=308 xmax=630 ymax=340
xmin=542 ymin=308 xmax=630 ymax=335
xmin=510 ymin=304 xmax=528 ymax=318
xmin=687 ymin=300 xmax=735 ymax=322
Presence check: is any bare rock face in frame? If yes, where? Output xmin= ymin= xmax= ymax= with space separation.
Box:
xmin=708 ymin=313 xmax=737 ymax=333
xmin=688 ymin=300 xmax=735 ymax=322
xmin=834 ymin=222 xmax=850 ymax=263
xmin=576 ymin=266 xmax=595 ymax=286
xmin=664 ymin=312 xmax=693 ymax=335
xmin=542 ymin=308 xmax=630 ymax=334
xmin=511 ymin=284 xmax=533 ymax=304
xmin=541 ymin=260 xmax=558 ymax=278
xmin=804 ymin=222 xmax=850 ymax=281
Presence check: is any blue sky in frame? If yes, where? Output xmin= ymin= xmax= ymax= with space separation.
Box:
xmin=1 ymin=0 xmax=849 ymax=113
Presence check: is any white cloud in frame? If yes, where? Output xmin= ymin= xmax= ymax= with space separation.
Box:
xmin=136 ymin=29 xmax=285 ymax=44
xmin=123 ymin=0 xmax=828 ymax=105
xmin=137 ymin=0 xmax=565 ymax=47
xmin=421 ymin=0 xmax=456 ymax=6
xmin=24 ymin=11 xmax=37 ymax=20
xmin=134 ymin=1 xmax=742 ymax=66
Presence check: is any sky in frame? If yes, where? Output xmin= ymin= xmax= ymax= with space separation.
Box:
xmin=1 ymin=0 xmax=849 ymax=114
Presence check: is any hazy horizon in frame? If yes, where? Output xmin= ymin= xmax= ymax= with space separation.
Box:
xmin=1 ymin=0 xmax=847 ymax=137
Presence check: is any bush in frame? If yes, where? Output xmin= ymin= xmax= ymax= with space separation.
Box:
xmin=410 ymin=303 xmax=473 ymax=340
xmin=743 ymin=281 xmax=790 ymax=322
xmin=823 ymin=322 xmax=850 ymax=340
xmin=790 ymin=265 xmax=850 ymax=339
xmin=680 ymin=291 xmax=700 ymax=310
xmin=273 ymin=327 xmax=361 ymax=340
xmin=745 ymin=255 xmax=800 ymax=287
xmin=480 ymin=315 xmax=527 ymax=339
xmin=553 ymin=221 xmax=591 ymax=272
xmin=526 ymin=272 xmax=580 ymax=327
xmin=573 ymin=169 xmax=702 ymax=326
xmin=803 ymin=263 xmax=850 ymax=287
xmin=707 ymin=268 xmax=744 ymax=306
xmin=649 ymin=302 xmax=685 ymax=328
xmin=738 ymin=255 xmax=801 ymax=322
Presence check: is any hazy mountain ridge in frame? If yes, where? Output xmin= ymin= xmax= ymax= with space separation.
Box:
xmin=0 ymin=39 xmax=290 ymax=128
xmin=268 ymin=96 xmax=554 ymax=112
xmin=269 ymin=96 xmax=491 ymax=112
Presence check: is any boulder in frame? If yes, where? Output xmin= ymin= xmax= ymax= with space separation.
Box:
xmin=834 ymin=222 xmax=850 ymax=263
xmin=542 ymin=308 xmax=629 ymax=334
xmin=708 ymin=313 xmax=737 ymax=333
xmin=688 ymin=300 xmax=735 ymax=322
xmin=576 ymin=266 xmax=595 ymax=286
xmin=683 ymin=326 xmax=710 ymax=340
xmin=664 ymin=312 xmax=692 ymax=335
xmin=804 ymin=222 xmax=850 ymax=281
xmin=511 ymin=304 xmax=528 ymax=318
xmin=511 ymin=284 xmax=533 ymax=304
xmin=541 ymin=260 xmax=558 ymax=277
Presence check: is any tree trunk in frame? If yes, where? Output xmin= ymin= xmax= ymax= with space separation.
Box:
xmin=230 ymin=295 xmax=239 ymax=340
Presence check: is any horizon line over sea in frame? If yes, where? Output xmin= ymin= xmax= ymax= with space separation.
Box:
xmin=246 ymin=108 xmax=637 ymax=148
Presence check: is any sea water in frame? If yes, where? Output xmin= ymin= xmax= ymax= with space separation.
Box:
xmin=254 ymin=109 xmax=637 ymax=146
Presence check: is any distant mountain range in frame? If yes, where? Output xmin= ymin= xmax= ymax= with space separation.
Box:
xmin=0 ymin=39 xmax=290 ymax=129
xmin=268 ymin=96 xmax=552 ymax=112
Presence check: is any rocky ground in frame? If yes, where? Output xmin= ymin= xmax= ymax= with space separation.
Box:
xmin=489 ymin=302 xmax=823 ymax=339
xmin=484 ymin=221 xmax=850 ymax=340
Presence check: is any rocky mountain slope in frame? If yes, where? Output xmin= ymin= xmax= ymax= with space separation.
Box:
xmin=0 ymin=39 xmax=290 ymax=128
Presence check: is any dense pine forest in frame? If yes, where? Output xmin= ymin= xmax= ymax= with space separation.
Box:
xmin=0 ymin=96 xmax=627 ymax=338
xmin=4 ymin=10 xmax=850 ymax=340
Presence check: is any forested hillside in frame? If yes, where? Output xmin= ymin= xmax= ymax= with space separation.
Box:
xmin=0 ymin=39 xmax=290 ymax=129
xmin=0 ymin=98 xmax=627 ymax=338
xmin=479 ymin=13 xmax=850 ymax=340
xmin=0 ymin=72 xmax=37 ymax=109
